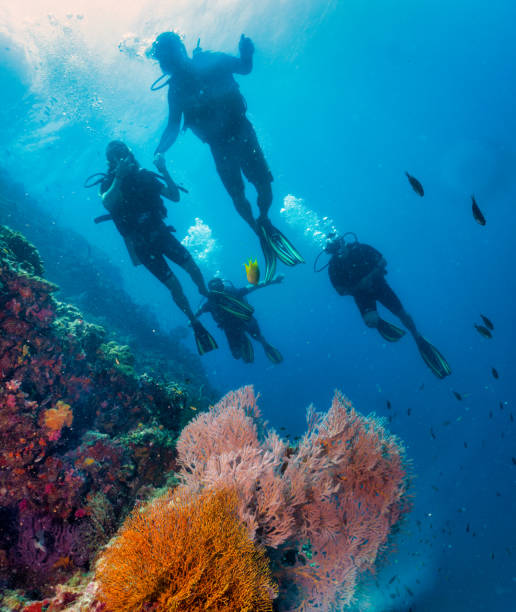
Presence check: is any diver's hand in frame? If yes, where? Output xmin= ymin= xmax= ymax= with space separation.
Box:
xmin=115 ymin=156 xmax=134 ymax=179
xmin=239 ymin=34 xmax=254 ymax=58
xmin=153 ymin=153 xmax=167 ymax=174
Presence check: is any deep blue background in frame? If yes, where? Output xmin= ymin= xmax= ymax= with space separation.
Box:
xmin=1 ymin=1 xmax=515 ymax=609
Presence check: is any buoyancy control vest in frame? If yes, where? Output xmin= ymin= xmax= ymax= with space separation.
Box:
xmin=100 ymin=168 xmax=167 ymax=238
xmin=171 ymin=52 xmax=247 ymax=142
xmin=328 ymin=242 xmax=384 ymax=295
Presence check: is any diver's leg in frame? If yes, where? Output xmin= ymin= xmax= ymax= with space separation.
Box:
xmin=137 ymin=245 xmax=197 ymax=323
xmin=353 ymin=293 xmax=380 ymax=328
xmin=239 ymin=118 xmax=274 ymax=221
xmin=256 ymin=181 xmax=273 ymax=221
xmin=246 ymin=317 xmax=263 ymax=341
xmin=210 ymin=141 xmax=257 ymax=231
xmin=376 ymin=279 xmax=419 ymax=338
xmin=225 ymin=328 xmax=244 ymax=360
xmin=163 ymin=233 xmax=209 ymax=297
xmin=163 ymin=272 xmax=196 ymax=323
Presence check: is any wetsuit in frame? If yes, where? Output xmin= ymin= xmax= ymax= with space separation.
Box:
xmin=328 ymin=242 xmax=405 ymax=320
xmin=100 ymin=169 xmax=192 ymax=283
xmin=166 ymin=51 xmax=273 ymax=210
xmin=199 ymin=285 xmax=261 ymax=361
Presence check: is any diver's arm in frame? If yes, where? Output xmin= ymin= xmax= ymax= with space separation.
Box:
xmin=226 ymin=34 xmax=254 ymax=75
xmin=101 ymin=176 xmax=123 ymax=212
xmin=101 ymin=157 xmax=132 ymax=212
xmin=195 ymin=302 xmax=210 ymax=318
xmin=154 ymin=154 xmax=180 ymax=202
xmin=155 ymin=91 xmax=182 ymax=155
xmin=244 ymin=275 xmax=284 ymax=295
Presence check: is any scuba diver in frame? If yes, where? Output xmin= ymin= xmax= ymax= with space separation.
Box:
xmin=148 ymin=31 xmax=304 ymax=282
xmin=316 ymin=232 xmax=452 ymax=379
xmin=196 ymin=276 xmax=284 ymax=364
xmin=92 ymin=140 xmax=218 ymax=355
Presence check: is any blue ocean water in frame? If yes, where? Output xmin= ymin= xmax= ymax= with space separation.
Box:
xmin=1 ymin=0 xmax=515 ymax=609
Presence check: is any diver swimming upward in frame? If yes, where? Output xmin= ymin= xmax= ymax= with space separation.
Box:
xmin=317 ymin=232 xmax=452 ymax=379
xmin=148 ymin=31 xmax=304 ymax=282
xmin=92 ymin=140 xmax=218 ymax=355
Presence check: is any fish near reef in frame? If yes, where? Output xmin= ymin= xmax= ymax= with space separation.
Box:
xmin=474 ymin=324 xmax=492 ymax=339
xmin=405 ymin=172 xmax=424 ymax=196
xmin=480 ymin=314 xmax=494 ymax=330
xmin=245 ymin=258 xmax=260 ymax=285
xmin=471 ymin=195 xmax=486 ymax=226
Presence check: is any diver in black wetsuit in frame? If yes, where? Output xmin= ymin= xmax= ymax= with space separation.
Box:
xmin=196 ymin=276 xmax=284 ymax=364
xmin=148 ymin=32 xmax=304 ymax=282
xmin=320 ymin=233 xmax=451 ymax=379
xmin=98 ymin=140 xmax=217 ymax=355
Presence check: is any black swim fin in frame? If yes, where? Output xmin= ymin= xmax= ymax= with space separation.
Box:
xmin=192 ymin=320 xmax=218 ymax=355
xmin=377 ymin=318 xmax=407 ymax=342
xmin=416 ymin=336 xmax=452 ymax=379
xmin=263 ymin=343 xmax=283 ymax=364
xmin=259 ymin=232 xmax=277 ymax=283
xmin=208 ymin=290 xmax=254 ymax=321
xmin=258 ymin=220 xmax=305 ymax=270
xmin=241 ymin=334 xmax=255 ymax=363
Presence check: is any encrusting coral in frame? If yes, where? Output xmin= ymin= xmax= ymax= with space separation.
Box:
xmin=95 ymin=487 xmax=277 ymax=611
xmin=0 ymin=226 xmax=213 ymax=598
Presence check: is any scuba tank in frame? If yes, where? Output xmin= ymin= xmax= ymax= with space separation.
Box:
xmin=314 ymin=232 xmax=358 ymax=272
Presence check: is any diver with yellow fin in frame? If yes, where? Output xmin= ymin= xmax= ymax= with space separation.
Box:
xmin=148 ymin=31 xmax=304 ymax=282
xmin=316 ymin=232 xmax=451 ymax=379
xmin=196 ymin=262 xmax=284 ymax=364
xmin=90 ymin=140 xmax=217 ymax=355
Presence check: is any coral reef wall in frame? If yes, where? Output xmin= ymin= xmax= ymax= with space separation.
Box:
xmin=0 ymin=226 xmax=211 ymax=597
xmin=0 ymin=167 xmax=211 ymax=390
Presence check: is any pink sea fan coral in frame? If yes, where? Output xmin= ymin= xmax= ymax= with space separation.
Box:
xmin=176 ymin=386 xmax=409 ymax=609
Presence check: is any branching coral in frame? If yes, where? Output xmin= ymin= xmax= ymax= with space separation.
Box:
xmin=95 ymin=488 xmax=277 ymax=611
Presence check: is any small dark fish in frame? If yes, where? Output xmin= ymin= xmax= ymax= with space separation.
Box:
xmin=453 ymin=391 xmax=462 ymax=401
xmin=489 ymin=410 xmax=493 ymax=419
xmin=499 ymin=401 xmax=504 ymax=410
xmin=491 ymin=552 xmax=495 ymax=560
xmin=464 ymin=441 xmax=468 ymax=448
xmin=405 ymin=586 xmax=414 ymax=597
xmin=388 ymin=575 xmax=397 ymax=585
xmin=474 ymin=324 xmax=492 ymax=339
xmin=480 ymin=314 xmax=494 ymax=330
xmin=491 ymin=368 xmax=499 ymax=379
xmin=386 ymin=400 xmax=392 ymax=410
xmin=471 ymin=195 xmax=486 ymax=225
xmin=466 ymin=523 xmax=470 ymax=533
xmin=279 ymin=427 xmax=286 ymax=431
xmin=512 ymin=457 xmax=516 ymax=466
xmin=430 ymin=428 xmax=436 ymax=440
xmin=442 ymin=420 xmax=451 ymax=426
xmin=419 ymin=383 xmax=425 ymax=391
xmin=405 ymin=172 xmax=424 ymax=196
xmin=407 ymin=408 xmax=412 ymax=416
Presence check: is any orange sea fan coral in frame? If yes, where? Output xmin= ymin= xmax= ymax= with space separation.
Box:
xmin=95 ymin=488 xmax=277 ymax=611
xmin=42 ymin=401 xmax=73 ymax=438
